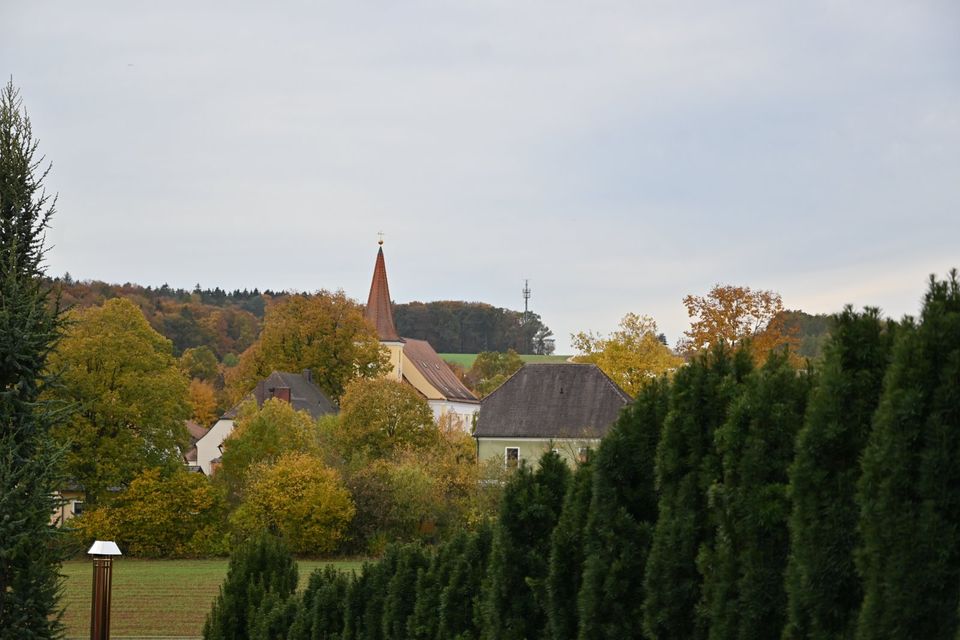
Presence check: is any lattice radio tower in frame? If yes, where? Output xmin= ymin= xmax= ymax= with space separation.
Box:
xmin=522 ymin=279 xmax=531 ymax=325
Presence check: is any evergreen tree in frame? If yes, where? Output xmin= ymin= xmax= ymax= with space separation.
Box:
xmin=439 ymin=524 xmax=493 ymax=640
xmin=546 ymin=457 xmax=594 ymax=640
xmin=856 ymin=272 xmax=960 ymax=640
xmin=289 ymin=566 xmax=351 ymax=640
xmin=482 ymin=452 xmax=570 ymax=640
xmin=699 ymin=351 xmax=811 ymax=640
xmin=409 ymin=532 xmax=468 ymax=640
xmin=643 ymin=344 xmax=753 ymax=640
xmin=0 ymin=80 xmax=66 ymax=639
xmin=203 ymin=534 xmax=298 ymax=640
xmin=576 ymin=377 xmax=670 ymax=640
xmin=783 ymin=308 xmax=894 ymax=640
xmin=382 ymin=544 xmax=429 ymax=640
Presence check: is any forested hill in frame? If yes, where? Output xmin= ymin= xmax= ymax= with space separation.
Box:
xmin=51 ymin=277 xmax=554 ymax=359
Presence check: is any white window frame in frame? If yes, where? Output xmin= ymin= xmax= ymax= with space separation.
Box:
xmin=505 ymin=447 xmax=520 ymax=468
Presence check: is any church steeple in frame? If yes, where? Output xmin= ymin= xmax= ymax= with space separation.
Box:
xmin=365 ymin=243 xmax=401 ymax=342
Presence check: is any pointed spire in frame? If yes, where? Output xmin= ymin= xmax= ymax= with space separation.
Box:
xmin=365 ymin=244 xmax=401 ymax=341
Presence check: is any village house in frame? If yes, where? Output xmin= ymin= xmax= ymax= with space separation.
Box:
xmin=474 ymin=363 xmax=631 ymax=466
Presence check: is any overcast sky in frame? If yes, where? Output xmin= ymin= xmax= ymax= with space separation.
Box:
xmin=4 ymin=1 xmax=958 ymax=352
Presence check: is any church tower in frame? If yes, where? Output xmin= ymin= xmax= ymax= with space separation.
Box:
xmin=364 ymin=240 xmax=404 ymax=382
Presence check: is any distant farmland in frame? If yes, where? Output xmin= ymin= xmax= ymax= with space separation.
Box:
xmin=440 ymin=353 xmax=572 ymax=369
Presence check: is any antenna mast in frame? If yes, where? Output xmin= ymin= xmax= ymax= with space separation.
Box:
xmin=522 ymin=279 xmax=531 ymax=325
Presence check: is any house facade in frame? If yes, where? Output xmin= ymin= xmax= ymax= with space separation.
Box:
xmin=364 ymin=242 xmax=479 ymax=429
xmin=474 ymin=363 xmax=631 ymax=466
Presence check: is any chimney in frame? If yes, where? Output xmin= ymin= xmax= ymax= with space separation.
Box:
xmin=271 ymin=387 xmax=291 ymax=403
xmin=302 ymin=369 xmax=312 ymax=383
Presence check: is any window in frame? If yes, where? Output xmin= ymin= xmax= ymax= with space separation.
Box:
xmin=505 ymin=447 xmax=519 ymax=469
xmin=72 ymin=501 xmax=84 ymax=516
xmin=577 ymin=447 xmax=591 ymax=464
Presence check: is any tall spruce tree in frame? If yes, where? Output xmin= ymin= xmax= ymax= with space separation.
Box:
xmin=288 ymin=566 xmax=351 ymax=640
xmin=643 ymin=344 xmax=753 ymax=640
xmin=382 ymin=544 xmax=429 ymax=640
xmin=576 ymin=377 xmax=670 ymax=640
xmin=0 ymin=80 xmax=66 ymax=639
xmin=699 ymin=351 xmax=811 ymax=640
xmin=482 ymin=451 xmax=570 ymax=640
xmin=546 ymin=456 xmax=594 ymax=640
xmin=439 ymin=524 xmax=493 ymax=640
xmin=203 ymin=534 xmax=298 ymax=640
xmin=856 ymin=271 xmax=960 ymax=640
xmin=409 ymin=532 xmax=468 ymax=640
xmin=783 ymin=308 xmax=894 ymax=640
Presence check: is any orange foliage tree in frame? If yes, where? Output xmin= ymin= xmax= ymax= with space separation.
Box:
xmin=679 ymin=284 xmax=798 ymax=362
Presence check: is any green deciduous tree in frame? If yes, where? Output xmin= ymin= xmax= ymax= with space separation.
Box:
xmin=482 ymin=452 xmax=570 ymax=640
xmin=465 ymin=350 xmax=524 ymax=397
xmin=230 ymin=452 xmax=355 ymax=554
xmin=856 ymin=271 xmax=960 ymax=640
xmin=0 ymin=79 xmax=67 ymax=640
xmin=699 ymin=352 xmax=810 ymax=640
xmin=227 ymin=291 xmax=389 ymax=402
xmin=203 ymin=534 xmax=299 ymax=640
xmin=48 ymin=297 xmax=191 ymax=504
xmin=784 ymin=308 xmax=894 ymax=640
xmin=72 ymin=467 xmax=227 ymax=557
xmin=572 ymin=313 xmax=683 ymax=396
xmin=337 ymin=377 xmax=437 ymax=460
xmin=577 ymin=377 xmax=670 ymax=640
xmin=643 ymin=344 xmax=753 ymax=640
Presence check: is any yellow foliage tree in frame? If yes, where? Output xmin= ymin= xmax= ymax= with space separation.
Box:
xmin=187 ymin=378 xmax=219 ymax=427
xmin=230 ymin=452 xmax=355 ymax=554
xmin=48 ymin=298 xmax=191 ymax=504
xmin=225 ymin=291 xmax=389 ymax=403
xmin=571 ymin=313 xmax=683 ymax=396
xmin=679 ymin=284 xmax=799 ymax=362
xmin=71 ymin=467 xmax=227 ymax=557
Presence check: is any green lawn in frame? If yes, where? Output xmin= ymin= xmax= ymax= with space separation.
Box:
xmin=60 ymin=558 xmax=364 ymax=639
xmin=440 ymin=353 xmax=572 ymax=368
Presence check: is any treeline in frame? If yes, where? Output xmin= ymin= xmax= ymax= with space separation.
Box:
xmin=206 ymin=271 xmax=960 ymax=640
xmin=52 ymin=278 xmax=554 ymax=357
xmin=394 ymin=300 xmax=555 ymax=355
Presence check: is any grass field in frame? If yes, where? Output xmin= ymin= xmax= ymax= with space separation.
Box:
xmin=60 ymin=558 xmax=364 ymax=639
xmin=440 ymin=353 xmax=572 ymax=368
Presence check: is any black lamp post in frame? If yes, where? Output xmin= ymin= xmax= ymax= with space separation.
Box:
xmin=88 ymin=540 xmax=121 ymax=640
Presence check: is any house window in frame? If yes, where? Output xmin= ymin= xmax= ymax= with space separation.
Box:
xmin=577 ymin=447 xmax=591 ymax=464
xmin=72 ymin=501 xmax=84 ymax=516
xmin=505 ymin=447 xmax=519 ymax=469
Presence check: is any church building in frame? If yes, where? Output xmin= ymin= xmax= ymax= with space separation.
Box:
xmin=364 ymin=242 xmax=480 ymax=429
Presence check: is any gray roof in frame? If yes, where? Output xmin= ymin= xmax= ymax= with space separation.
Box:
xmin=222 ymin=370 xmax=338 ymax=419
xmin=474 ymin=363 xmax=631 ymax=439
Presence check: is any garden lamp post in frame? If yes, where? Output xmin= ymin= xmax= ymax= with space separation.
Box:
xmin=88 ymin=540 xmax=121 ymax=640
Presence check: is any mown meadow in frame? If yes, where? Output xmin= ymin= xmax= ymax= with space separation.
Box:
xmin=60 ymin=559 xmax=364 ymax=639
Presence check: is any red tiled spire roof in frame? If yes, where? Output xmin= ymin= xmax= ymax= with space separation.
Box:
xmin=365 ymin=246 xmax=401 ymax=342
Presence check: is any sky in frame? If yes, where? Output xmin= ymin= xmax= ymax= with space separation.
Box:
xmin=4 ymin=1 xmax=958 ymax=353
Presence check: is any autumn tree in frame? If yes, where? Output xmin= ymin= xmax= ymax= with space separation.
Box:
xmin=188 ymin=378 xmax=219 ymax=426
xmin=227 ymin=291 xmax=389 ymax=402
xmin=679 ymin=285 xmax=798 ymax=362
xmin=230 ymin=451 xmax=355 ymax=554
xmin=217 ymin=398 xmax=328 ymax=503
xmin=465 ymin=350 xmax=524 ymax=397
xmin=856 ymin=272 xmax=960 ymax=639
xmin=71 ymin=467 xmax=227 ymax=557
xmin=0 ymin=79 xmax=66 ymax=639
xmin=180 ymin=345 xmax=220 ymax=380
xmin=572 ymin=313 xmax=683 ymax=396
xmin=48 ymin=297 xmax=191 ymax=505
xmin=784 ymin=308 xmax=894 ymax=640
xmin=336 ymin=377 xmax=437 ymax=461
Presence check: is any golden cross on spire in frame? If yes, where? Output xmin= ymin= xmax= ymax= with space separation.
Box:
xmin=377 ymin=231 xmax=384 ymax=246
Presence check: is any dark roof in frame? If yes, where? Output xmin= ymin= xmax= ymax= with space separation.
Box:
xmin=185 ymin=420 xmax=209 ymax=443
xmin=222 ymin=370 xmax=338 ymax=419
xmin=474 ymin=363 xmax=631 ymax=438
xmin=402 ymin=338 xmax=478 ymax=404
xmin=364 ymin=246 xmax=402 ymax=341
